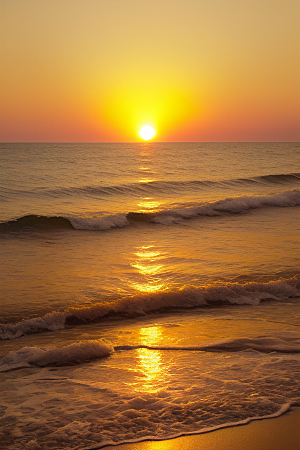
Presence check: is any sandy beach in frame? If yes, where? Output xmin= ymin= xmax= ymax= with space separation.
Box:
xmin=105 ymin=408 xmax=300 ymax=450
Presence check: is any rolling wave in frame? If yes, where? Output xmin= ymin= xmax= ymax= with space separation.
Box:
xmin=1 ymin=335 xmax=299 ymax=372
xmin=0 ymin=213 xmax=129 ymax=232
xmin=1 ymin=189 xmax=299 ymax=232
xmin=0 ymin=339 xmax=113 ymax=372
xmin=0 ymin=279 xmax=298 ymax=340
xmin=152 ymin=189 xmax=300 ymax=225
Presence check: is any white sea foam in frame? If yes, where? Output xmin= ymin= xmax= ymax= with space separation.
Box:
xmin=153 ymin=189 xmax=300 ymax=224
xmin=85 ymin=402 xmax=299 ymax=450
xmin=69 ymin=214 xmax=129 ymax=231
xmin=0 ymin=280 xmax=299 ymax=340
xmin=0 ymin=311 xmax=67 ymax=340
xmin=0 ymin=339 xmax=113 ymax=372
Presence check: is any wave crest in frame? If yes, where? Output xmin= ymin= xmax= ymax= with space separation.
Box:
xmin=69 ymin=214 xmax=129 ymax=231
xmin=1 ymin=335 xmax=299 ymax=372
xmin=1 ymin=279 xmax=298 ymax=340
xmin=153 ymin=189 xmax=300 ymax=224
xmin=1 ymin=189 xmax=299 ymax=232
xmin=0 ymin=339 xmax=113 ymax=372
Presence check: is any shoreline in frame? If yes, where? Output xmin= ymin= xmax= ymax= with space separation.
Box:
xmin=101 ymin=407 xmax=300 ymax=450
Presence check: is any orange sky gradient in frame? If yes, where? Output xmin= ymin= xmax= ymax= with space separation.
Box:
xmin=0 ymin=0 xmax=299 ymax=142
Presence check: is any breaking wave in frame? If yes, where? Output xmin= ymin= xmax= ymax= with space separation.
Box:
xmin=0 ymin=339 xmax=113 ymax=372
xmin=145 ymin=189 xmax=300 ymax=225
xmin=1 ymin=189 xmax=299 ymax=232
xmin=1 ymin=335 xmax=299 ymax=372
xmin=0 ymin=213 xmax=130 ymax=232
xmin=1 ymin=279 xmax=299 ymax=340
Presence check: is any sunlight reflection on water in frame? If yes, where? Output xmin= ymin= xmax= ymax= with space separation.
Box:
xmin=130 ymin=246 xmax=167 ymax=293
xmin=136 ymin=326 xmax=168 ymax=393
xmin=137 ymin=198 xmax=161 ymax=213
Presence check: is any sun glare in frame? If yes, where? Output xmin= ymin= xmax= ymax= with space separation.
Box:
xmin=139 ymin=125 xmax=155 ymax=141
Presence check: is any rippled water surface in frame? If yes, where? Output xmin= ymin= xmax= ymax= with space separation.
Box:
xmin=0 ymin=142 xmax=299 ymax=449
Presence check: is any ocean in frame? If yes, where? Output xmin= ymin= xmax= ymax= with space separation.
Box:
xmin=0 ymin=142 xmax=299 ymax=449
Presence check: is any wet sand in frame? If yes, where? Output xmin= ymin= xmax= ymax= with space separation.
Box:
xmin=105 ymin=408 xmax=300 ymax=450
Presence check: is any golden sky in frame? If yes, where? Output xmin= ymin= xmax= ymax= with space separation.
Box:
xmin=0 ymin=0 xmax=299 ymax=142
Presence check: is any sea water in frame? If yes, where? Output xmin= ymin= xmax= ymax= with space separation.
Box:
xmin=0 ymin=142 xmax=299 ymax=449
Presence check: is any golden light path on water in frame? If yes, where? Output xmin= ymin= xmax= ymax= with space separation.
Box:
xmin=127 ymin=141 xmax=180 ymax=393
xmin=130 ymin=144 xmax=168 ymax=293
xmin=128 ymin=246 xmax=173 ymax=393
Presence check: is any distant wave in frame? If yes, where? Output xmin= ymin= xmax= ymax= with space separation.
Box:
xmin=1 ymin=172 xmax=299 ymax=199
xmin=1 ymin=189 xmax=299 ymax=232
xmin=1 ymin=279 xmax=299 ymax=340
xmin=46 ymin=172 xmax=300 ymax=196
xmin=1 ymin=335 xmax=299 ymax=372
xmin=253 ymin=173 xmax=300 ymax=184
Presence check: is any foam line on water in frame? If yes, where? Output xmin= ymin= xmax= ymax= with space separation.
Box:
xmin=85 ymin=402 xmax=300 ymax=450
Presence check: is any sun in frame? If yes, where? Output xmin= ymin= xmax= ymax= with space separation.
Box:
xmin=139 ymin=125 xmax=155 ymax=141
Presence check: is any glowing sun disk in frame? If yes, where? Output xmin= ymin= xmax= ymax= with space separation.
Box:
xmin=139 ymin=126 xmax=155 ymax=141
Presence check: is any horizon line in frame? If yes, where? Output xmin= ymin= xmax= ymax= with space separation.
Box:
xmin=1 ymin=140 xmax=299 ymax=145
